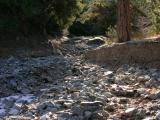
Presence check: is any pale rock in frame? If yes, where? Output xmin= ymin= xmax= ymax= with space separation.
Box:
xmin=125 ymin=108 xmax=137 ymax=116
xmin=80 ymin=101 xmax=103 ymax=106
xmin=63 ymin=102 xmax=73 ymax=108
xmin=142 ymin=117 xmax=153 ymax=120
xmin=104 ymin=71 xmax=113 ymax=77
xmin=40 ymin=112 xmax=51 ymax=120
xmin=137 ymin=88 xmax=146 ymax=95
xmin=103 ymin=92 xmax=113 ymax=98
xmin=156 ymin=111 xmax=160 ymax=120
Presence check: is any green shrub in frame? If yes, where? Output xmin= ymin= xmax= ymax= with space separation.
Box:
xmin=0 ymin=0 xmax=83 ymax=37
xmin=69 ymin=0 xmax=117 ymax=36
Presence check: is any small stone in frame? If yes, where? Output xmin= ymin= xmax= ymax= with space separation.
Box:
xmin=0 ymin=108 xmax=6 ymax=116
xmin=137 ymin=88 xmax=146 ymax=95
xmin=16 ymin=95 xmax=35 ymax=103
xmin=119 ymin=98 xmax=129 ymax=104
xmin=105 ymin=103 xmax=115 ymax=112
xmin=156 ymin=111 xmax=160 ymax=120
xmin=145 ymin=81 xmax=152 ymax=87
xmin=125 ymin=108 xmax=137 ymax=116
xmin=155 ymin=91 xmax=160 ymax=99
xmin=148 ymin=91 xmax=160 ymax=100
xmin=7 ymin=116 xmax=32 ymax=119
xmin=25 ymin=111 xmax=33 ymax=117
xmin=9 ymin=107 xmax=19 ymax=115
xmin=103 ymin=92 xmax=113 ymax=98
xmin=38 ymin=101 xmax=57 ymax=115
xmin=84 ymin=111 xmax=92 ymax=118
xmin=104 ymin=71 xmax=113 ymax=77
xmin=21 ymin=89 xmax=31 ymax=94
xmin=63 ymin=102 xmax=73 ymax=108
xmin=80 ymin=101 xmax=103 ymax=107
xmin=40 ymin=112 xmax=52 ymax=120
xmin=3 ymin=99 xmax=15 ymax=108
xmin=128 ymin=67 xmax=136 ymax=73
xmin=111 ymin=88 xmax=136 ymax=97
xmin=9 ymin=79 xmax=17 ymax=87
xmin=58 ymin=112 xmax=70 ymax=120
xmin=90 ymin=110 xmax=109 ymax=120
xmin=123 ymin=108 xmax=146 ymax=119
xmin=144 ymin=75 xmax=151 ymax=80
xmin=14 ymin=103 xmax=23 ymax=108
xmin=107 ymin=78 xmax=115 ymax=84
xmin=136 ymin=108 xmax=146 ymax=119
xmin=142 ymin=117 xmax=153 ymax=120
xmin=116 ymin=67 xmax=124 ymax=74
xmin=71 ymin=105 xmax=83 ymax=116
xmin=137 ymin=76 xmax=150 ymax=82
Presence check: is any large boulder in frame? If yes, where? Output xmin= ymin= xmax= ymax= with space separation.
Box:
xmin=85 ymin=41 xmax=160 ymax=67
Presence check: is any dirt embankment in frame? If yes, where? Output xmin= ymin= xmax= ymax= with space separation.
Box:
xmin=86 ymin=41 xmax=160 ymax=67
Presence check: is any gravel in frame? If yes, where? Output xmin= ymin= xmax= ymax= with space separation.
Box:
xmin=0 ymin=36 xmax=159 ymax=120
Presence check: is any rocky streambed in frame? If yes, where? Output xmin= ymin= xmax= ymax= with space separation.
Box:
xmin=0 ymin=37 xmax=160 ymax=120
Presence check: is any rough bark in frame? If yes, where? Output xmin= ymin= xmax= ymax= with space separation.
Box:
xmin=117 ymin=0 xmax=131 ymax=42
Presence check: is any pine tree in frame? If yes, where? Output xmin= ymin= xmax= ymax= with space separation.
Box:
xmin=117 ymin=0 xmax=131 ymax=42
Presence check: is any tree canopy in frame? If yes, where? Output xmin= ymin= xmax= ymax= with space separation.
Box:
xmin=0 ymin=0 xmax=83 ymax=36
xmin=0 ymin=0 xmax=159 ymax=39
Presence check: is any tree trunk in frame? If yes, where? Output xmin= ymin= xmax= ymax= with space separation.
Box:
xmin=117 ymin=0 xmax=131 ymax=42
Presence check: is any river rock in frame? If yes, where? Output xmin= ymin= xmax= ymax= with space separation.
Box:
xmin=122 ymin=108 xmax=146 ymax=119
xmin=125 ymin=108 xmax=137 ymax=116
xmin=156 ymin=111 xmax=160 ymax=120
xmin=87 ymin=37 xmax=105 ymax=46
xmin=38 ymin=101 xmax=57 ymax=115
xmin=80 ymin=101 xmax=104 ymax=107
xmin=89 ymin=110 xmax=109 ymax=120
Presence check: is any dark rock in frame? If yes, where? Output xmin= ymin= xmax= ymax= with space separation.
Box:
xmin=105 ymin=104 xmax=115 ymax=112
xmin=89 ymin=110 xmax=109 ymax=120
xmin=71 ymin=105 xmax=84 ymax=116
xmin=80 ymin=101 xmax=104 ymax=107
xmin=38 ymin=101 xmax=57 ymax=115
xmin=72 ymin=67 xmax=82 ymax=76
xmin=58 ymin=112 xmax=70 ymax=120
xmin=119 ymin=98 xmax=129 ymax=104
xmin=106 ymin=78 xmax=115 ymax=84
xmin=151 ymin=91 xmax=160 ymax=100
xmin=111 ymin=88 xmax=137 ymax=97
xmin=84 ymin=111 xmax=92 ymax=119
